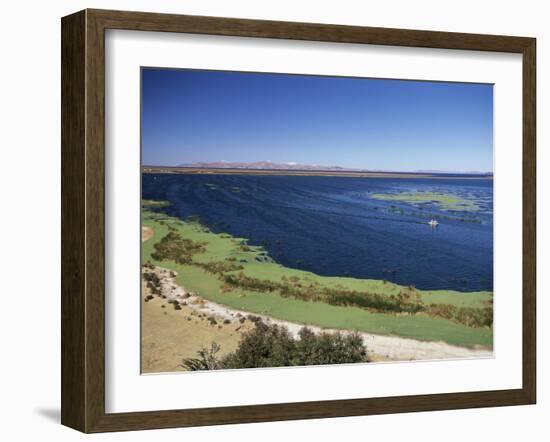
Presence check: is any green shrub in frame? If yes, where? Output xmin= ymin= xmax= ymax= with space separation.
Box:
xmin=223 ymin=322 xmax=297 ymax=369
xmin=181 ymin=322 xmax=369 ymax=371
xmin=179 ymin=342 xmax=223 ymax=371
xmin=293 ymin=327 xmax=366 ymax=366
xmin=219 ymin=272 xmax=490 ymax=327
xmin=221 ymin=273 xmax=422 ymax=314
xmin=151 ymin=231 xmax=206 ymax=264
xmin=198 ymin=261 xmax=244 ymax=274
xmin=426 ymin=304 xmax=493 ymax=328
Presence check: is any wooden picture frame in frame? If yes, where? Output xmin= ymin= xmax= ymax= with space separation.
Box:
xmin=61 ymin=9 xmax=536 ymax=433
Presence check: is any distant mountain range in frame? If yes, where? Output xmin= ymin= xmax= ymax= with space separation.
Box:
xmin=415 ymin=169 xmax=493 ymax=175
xmin=177 ymin=161 xmax=350 ymax=171
xmin=174 ymin=161 xmax=492 ymax=175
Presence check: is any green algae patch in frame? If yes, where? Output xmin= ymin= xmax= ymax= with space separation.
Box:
xmin=370 ymin=191 xmax=481 ymax=212
xmin=141 ymin=200 xmax=493 ymax=348
xmin=142 ymin=199 xmax=171 ymax=208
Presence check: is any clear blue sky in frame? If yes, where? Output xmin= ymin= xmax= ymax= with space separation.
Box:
xmin=141 ymin=68 xmax=493 ymax=172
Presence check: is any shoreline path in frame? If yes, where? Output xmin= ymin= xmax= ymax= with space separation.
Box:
xmin=146 ymin=265 xmax=493 ymax=363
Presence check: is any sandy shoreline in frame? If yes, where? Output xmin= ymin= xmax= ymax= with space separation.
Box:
xmin=145 ymin=265 xmax=492 ymax=363
xmin=141 ymin=226 xmax=154 ymax=242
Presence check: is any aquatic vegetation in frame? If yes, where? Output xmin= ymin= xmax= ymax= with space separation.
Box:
xmin=220 ymin=272 xmax=492 ymax=327
xmin=142 ymin=174 xmax=493 ymax=292
xmin=142 ymin=202 xmax=494 ymax=341
xmin=142 ymin=199 xmax=171 ymax=208
xmin=370 ymin=191 xmax=482 ymax=212
xmin=197 ymin=260 xmax=244 ymax=274
xmin=425 ymin=302 xmax=493 ymax=328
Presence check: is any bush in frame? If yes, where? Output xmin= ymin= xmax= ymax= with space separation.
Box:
xmin=151 ymin=231 xmax=206 ymax=264
xmin=221 ymin=272 xmax=423 ymax=314
xmin=293 ymin=327 xmax=367 ymax=366
xmin=180 ymin=323 xmax=369 ymax=371
xmin=223 ymin=322 xmax=297 ymax=369
xmin=198 ymin=261 xmax=244 ymax=274
xmin=179 ymin=342 xmax=223 ymax=371
xmin=219 ymin=272 xmax=490 ymax=327
xmin=426 ymin=304 xmax=493 ymax=328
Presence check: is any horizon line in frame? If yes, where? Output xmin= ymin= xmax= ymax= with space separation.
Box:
xmin=141 ymin=164 xmax=494 ymax=176
xmin=141 ymin=161 xmax=494 ymax=175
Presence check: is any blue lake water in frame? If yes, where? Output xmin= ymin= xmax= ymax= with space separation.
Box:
xmin=142 ymin=174 xmax=493 ymax=292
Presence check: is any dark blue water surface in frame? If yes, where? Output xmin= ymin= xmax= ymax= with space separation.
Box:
xmin=142 ymin=174 xmax=493 ymax=292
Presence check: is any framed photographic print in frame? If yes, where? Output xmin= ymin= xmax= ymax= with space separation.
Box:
xmin=61 ymin=9 xmax=536 ymax=433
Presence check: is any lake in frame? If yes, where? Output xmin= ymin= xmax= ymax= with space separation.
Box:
xmin=142 ymin=173 xmax=493 ymax=292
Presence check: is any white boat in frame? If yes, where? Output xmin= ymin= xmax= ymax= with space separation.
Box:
xmin=428 ymin=219 xmax=439 ymax=227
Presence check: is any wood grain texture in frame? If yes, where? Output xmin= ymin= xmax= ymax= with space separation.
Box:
xmin=61 ymin=10 xmax=86 ymax=431
xmin=522 ymin=38 xmax=536 ymax=403
xmin=61 ymin=8 xmax=537 ymax=433
xmin=90 ymin=8 xmax=532 ymax=52
xmin=84 ymin=9 xmax=107 ymax=432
